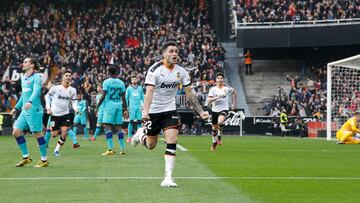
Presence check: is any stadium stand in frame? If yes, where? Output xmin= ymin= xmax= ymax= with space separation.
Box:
xmin=0 ymin=0 xmax=225 ymax=113
xmin=234 ymin=0 xmax=360 ymax=23
xmin=261 ymin=65 xmax=327 ymax=118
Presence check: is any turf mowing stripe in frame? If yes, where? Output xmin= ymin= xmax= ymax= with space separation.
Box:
xmin=2 ymin=176 xmax=360 ymax=180
xmin=160 ymin=138 xmax=188 ymax=151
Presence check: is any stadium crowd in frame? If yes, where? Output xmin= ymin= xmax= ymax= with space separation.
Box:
xmin=0 ymin=0 xmax=225 ymax=114
xmin=233 ymin=0 xmax=360 ymax=23
xmin=264 ymin=65 xmax=327 ymax=119
xmin=331 ymin=67 xmax=360 ymax=119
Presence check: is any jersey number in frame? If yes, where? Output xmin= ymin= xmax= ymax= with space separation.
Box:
xmin=109 ymin=87 xmax=121 ymax=101
xmin=143 ymin=120 xmax=152 ymax=134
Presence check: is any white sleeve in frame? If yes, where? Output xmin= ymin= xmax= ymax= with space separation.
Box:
xmin=145 ymin=70 xmax=156 ymax=86
xmin=181 ymin=68 xmax=191 ymax=87
xmin=45 ymin=93 xmax=51 ymax=110
xmin=208 ymin=87 xmax=215 ymax=97
xmin=45 ymin=87 xmax=55 ymax=110
xmin=71 ymin=88 xmax=78 ymax=112
xmin=48 ymin=85 xmax=56 ymax=96
xmin=227 ymin=86 xmax=234 ymax=95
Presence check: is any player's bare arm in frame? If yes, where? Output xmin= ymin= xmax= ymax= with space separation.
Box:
xmin=231 ymin=91 xmax=237 ymax=110
xmin=96 ymin=90 xmax=106 ymax=113
xmin=142 ymin=85 xmax=155 ymax=120
xmin=122 ymin=94 xmax=128 ymax=118
xmin=184 ymin=86 xmax=209 ymax=119
xmin=207 ymin=95 xmax=219 ymax=104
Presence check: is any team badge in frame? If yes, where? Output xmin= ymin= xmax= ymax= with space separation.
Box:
xmin=176 ymin=72 xmax=180 ymax=80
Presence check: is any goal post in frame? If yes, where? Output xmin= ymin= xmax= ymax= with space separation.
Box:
xmin=327 ymin=54 xmax=360 ymax=140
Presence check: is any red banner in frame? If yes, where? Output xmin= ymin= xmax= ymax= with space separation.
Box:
xmin=307 ymin=122 xmax=337 ymax=138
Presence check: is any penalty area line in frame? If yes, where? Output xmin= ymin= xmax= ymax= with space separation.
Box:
xmin=1 ymin=176 xmax=360 ymax=180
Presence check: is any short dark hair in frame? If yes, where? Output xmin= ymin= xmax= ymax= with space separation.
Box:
xmin=216 ymin=72 xmax=224 ymax=78
xmin=130 ymin=71 xmax=137 ymax=78
xmin=28 ymin=57 xmax=40 ymax=70
xmin=109 ymin=67 xmax=117 ymax=75
xmin=62 ymin=69 xmax=72 ymax=76
xmin=162 ymin=41 xmax=178 ymax=52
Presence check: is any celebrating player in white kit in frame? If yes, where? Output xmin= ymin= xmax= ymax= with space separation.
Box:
xmin=132 ymin=41 xmax=209 ymax=187
xmin=45 ymin=70 xmax=79 ymax=156
xmin=207 ymin=72 xmax=236 ymax=151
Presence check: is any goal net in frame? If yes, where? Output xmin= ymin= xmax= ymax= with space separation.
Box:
xmin=327 ymin=54 xmax=360 ymax=140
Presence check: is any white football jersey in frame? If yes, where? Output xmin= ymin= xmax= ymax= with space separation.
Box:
xmin=45 ymin=84 xmax=78 ymax=116
xmin=145 ymin=61 xmax=191 ymax=114
xmin=208 ymin=85 xmax=234 ymax=112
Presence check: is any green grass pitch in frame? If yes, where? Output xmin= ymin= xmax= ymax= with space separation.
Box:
xmin=0 ymin=135 xmax=360 ymax=203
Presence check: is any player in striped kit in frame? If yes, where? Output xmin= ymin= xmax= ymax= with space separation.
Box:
xmin=45 ymin=70 xmax=79 ymax=156
xmin=207 ymin=72 xmax=236 ymax=151
xmin=131 ymin=41 xmax=209 ymax=187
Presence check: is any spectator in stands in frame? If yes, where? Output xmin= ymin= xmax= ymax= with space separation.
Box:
xmin=289 ymin=102 xmax=299 ymax=116
xmin=270 ymin=107 xmax=280 ymax=117
xmin=244 ymin=49 xmax=252 ymax=75
xmin=264 ymin=63 xmax=329 ymax=119
xmin=0 ymin=0 xmax=224 ymax=117
xmin=235 ymin=0 xmax=360 ymax=23
xmin=286 ymin=75 xmax=302 ymax=98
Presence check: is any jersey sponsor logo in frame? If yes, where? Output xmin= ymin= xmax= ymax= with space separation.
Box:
xmin=58 ymin=95 xmax=72 ymax=101
xmin=160 ymin=82 xmax=179 ymax=89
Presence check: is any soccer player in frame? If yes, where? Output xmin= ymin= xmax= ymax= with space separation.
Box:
xmin=43 ymin=81 xmax=54 ymax=146
xmin=90 ymin=84 xmax=104 ymax=141
xmin=10 ymin=57 xmax=49 ymax=167
xmin=96 ymin=67 xmax=127 ymax=155
xmin=73 ymin=94 xmax=89 ymax=139
xmin=131 ymin=41 xmax=209 ymax=187
xmin=207 ymin=72 xmax=236 ymax=151
xmin=336 ymin=112 xmax=360 ymax=144
xmin=125 ymin=74 xmax=144 ymax=142
xmin=45 ymin=70 xmax=79 ymax=156
xmin=44 ymin=94 xmax=79 ymax=148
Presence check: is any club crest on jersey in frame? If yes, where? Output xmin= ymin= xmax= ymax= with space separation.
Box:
xmin=176 ymin=72 xmax=180 ymax=80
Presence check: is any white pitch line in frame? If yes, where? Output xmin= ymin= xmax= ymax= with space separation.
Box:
xmin=160 ymin=138 xmax=188 ymax=151
xmin=1 ymin=176 xmax=360 ymax=180
xmin=187 ymin=149 xmax=360 ymax=152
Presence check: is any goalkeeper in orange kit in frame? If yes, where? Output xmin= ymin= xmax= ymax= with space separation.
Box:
xmin=336 ymin=112 xmax=360 ymax=144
